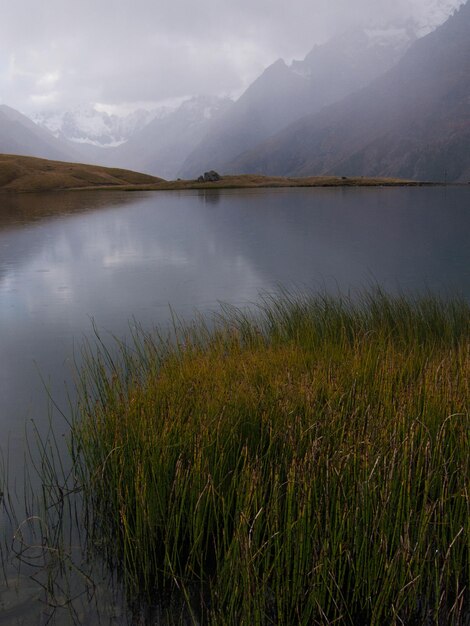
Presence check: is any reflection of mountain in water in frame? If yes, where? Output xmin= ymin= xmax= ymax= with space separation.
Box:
xmin=197 ymin=189 xmax=222 ymax=205
xmin=190 ymin=187 xmax=470 ymax=299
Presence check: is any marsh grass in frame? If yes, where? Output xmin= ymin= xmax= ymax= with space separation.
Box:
xmin=72 ymin=291 xmax=469 ymax=625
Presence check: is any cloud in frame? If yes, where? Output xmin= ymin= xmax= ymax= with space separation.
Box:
xmin=0 ymin=0 xmax=464 ymax=114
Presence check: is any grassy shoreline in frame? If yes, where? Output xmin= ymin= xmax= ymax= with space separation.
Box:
xmin=72 ymin=291 xmax=469 ymax=624
xmin=73 ymin=174 xmax=438 ymax=193
xmin=0 ymin=153 xmax=444 ymax=193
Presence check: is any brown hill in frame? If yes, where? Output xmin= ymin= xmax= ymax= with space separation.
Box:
xmin=0 ymin=154 xmax=163 ymax=192
xmin=0 ymin=154 xmax=430 ymax=194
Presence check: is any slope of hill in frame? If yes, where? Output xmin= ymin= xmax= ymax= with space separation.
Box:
xmin=230 ymin=2 xmax=470 ymax=183
xmin=179 ymin=24 xmax=417 ymax=178
xmin=0 ymin=154 xmax=162 ymax=192
xmin=0 ymin=154 xmax=425 ymax=193
xmin=0 ymin=105 xmax=79 ymax=162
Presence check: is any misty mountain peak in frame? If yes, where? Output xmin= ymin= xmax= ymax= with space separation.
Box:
xmin=230 ymin=1 xmax=470 ymax=183
xmin=179 ymin=17 xmax=428 ymax=178
xmin=294 ymin=21 xmax=416 ymax=79
xmin=264 ymin=58 xmax=289 ymax=74
xmin=31 ymin=106 xmax=162 ymax=148
xmin=0 ymin=104 xmax=28 ymax=121
xmin=178 ymin=95 xmax=233 ymax=118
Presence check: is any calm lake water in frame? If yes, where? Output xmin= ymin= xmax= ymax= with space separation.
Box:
xmin=0 ymin=186 xmax=469 ymax=623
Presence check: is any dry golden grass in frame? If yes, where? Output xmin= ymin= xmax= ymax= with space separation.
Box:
xmin=0 ymin=153 xmax=432 ymax=193
xmin=0 ymin=154 xmax=162 ymax=192
xmin=154 ymin=173 xmax=423 ymax=190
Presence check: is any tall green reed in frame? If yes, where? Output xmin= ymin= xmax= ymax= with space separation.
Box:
xmin=71 ymin=291 xmax=469 ymax=624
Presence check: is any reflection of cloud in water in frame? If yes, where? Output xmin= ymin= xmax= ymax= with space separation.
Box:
xmin=102 ymin=244 xmax=188 ymax=269
xmin=2 ymin=186 xmax=470 ymax=330
xmin=1 ymin=186 xmax=469 ymax=445
xmin=0 ymin=193 xmax=266 ymax=332
xmin=191 ymin=186 xmax=470 ymax=299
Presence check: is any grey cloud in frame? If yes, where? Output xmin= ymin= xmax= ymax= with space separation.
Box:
xmin=0 ymin=0 xmax=463 ymax=113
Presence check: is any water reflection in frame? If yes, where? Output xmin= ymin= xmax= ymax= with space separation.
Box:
xmin=0 ymin=190 xmax=141 ymax=231
xmin=1 ymin=186 xmax=469 ymax=433
xmin=0 ymin=185 xmax=469 ymax=624
xmin=196 ymin=188 xmax=221 ymax=204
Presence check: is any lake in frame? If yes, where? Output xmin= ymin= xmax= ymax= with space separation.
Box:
xmin=0 ymin=185 xmax=469 ymax=623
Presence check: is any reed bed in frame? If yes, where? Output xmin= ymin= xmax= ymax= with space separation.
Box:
xmin=72 ymin=291 xmax=469 ymax=625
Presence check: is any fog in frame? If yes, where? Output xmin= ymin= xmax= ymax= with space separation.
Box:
xmin=0 ymin=0 xmax=463 ymax=114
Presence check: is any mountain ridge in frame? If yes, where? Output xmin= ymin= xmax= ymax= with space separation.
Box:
xmin=99 ymin=95 xmax=233 ymax=179
xmin=31 ymin=106 xmax=170 ymax=148
xmin=179 ymin=22 xmax=419 ymax=178
xmin=228 ymin=1 xmax=470 ymax=182
xmin=0 ymin=104 xmax=78 ymax=163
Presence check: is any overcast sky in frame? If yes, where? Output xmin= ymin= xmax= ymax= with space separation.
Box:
xmin=0 ymin=0 xmax=464 ymax=115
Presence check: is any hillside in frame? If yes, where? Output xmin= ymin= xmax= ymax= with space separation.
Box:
xmin=0 ymin=154 xmax=162 ymax=192
xmin=0 ymin=105 xmax=80 ymax=163
xmin=179 ymin=25 xmax=416 ymax=178
xmin=230 ymin=1 xmax=470 ymax=183
xmin=0 ymin=154 xmax=427 ymax=193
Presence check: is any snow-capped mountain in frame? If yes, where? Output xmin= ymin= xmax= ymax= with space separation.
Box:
xmin=101 ymin=95 xmax=233 ymax=179
xmin=31 ymin=106 xmax=171 ymax=148
xmin=409 ymin=0 xmax=465 ymax=35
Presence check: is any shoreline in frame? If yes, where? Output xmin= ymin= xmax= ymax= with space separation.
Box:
xmin=5 ymin=175 xmax=446 ymax=194
xmin=71 ymin=176 xmax=444 ymax=193
xmin=0 ymin=154 xmax=450 ymax=193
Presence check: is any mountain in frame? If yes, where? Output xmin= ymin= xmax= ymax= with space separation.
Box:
xmin=230 ymin=2 xmax=470 ymax=183
xmin=0 ymin=104 xmax=78 ymax=162
xmin=31 ymin=106 xmax=168 ymax=148
xmin=179 ymin=24 xmax=417 ymax=178
xmin=101 ymin=95 xmax=233 ymax=179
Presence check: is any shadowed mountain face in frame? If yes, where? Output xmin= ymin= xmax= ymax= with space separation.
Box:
xmin=0 ymin=105 xmax=79 ymax=162
xmin=179 ymin=25 xmax=416 ymax=178
xmin=100 ymin=96 xmax=233 ymax=179
xmin=230 ymin=2 xmax=470 ymax=183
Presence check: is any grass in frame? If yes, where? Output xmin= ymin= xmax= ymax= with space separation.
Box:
xmin=0 ymin=154 xmax=162 ymax=192
xmin=70 ymin=291 xmax=469 ymax=624
xmin=0 ymin=153 xmax=434 ymax=193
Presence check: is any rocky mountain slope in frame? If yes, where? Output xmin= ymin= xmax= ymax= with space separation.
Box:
xmin=229 ymin=1 xmax=470 ymax=182
xmin=179 ymin=23 xmax=418 ymax=178
xmin=101 ymin=95 xmax=233 ymax=179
